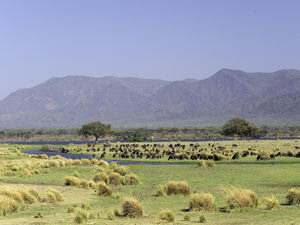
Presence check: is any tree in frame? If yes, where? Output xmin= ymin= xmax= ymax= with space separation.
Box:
xmin=222 ymin=117 xmax=258 ymax=138
xmin=124 ymin=128 xmax=153 ymax=142
xmin=79 ymin=122 xmax=112 ymax=142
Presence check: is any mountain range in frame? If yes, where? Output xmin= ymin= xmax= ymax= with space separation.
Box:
xmin=1 ymin=68 xmax=300 ymax=128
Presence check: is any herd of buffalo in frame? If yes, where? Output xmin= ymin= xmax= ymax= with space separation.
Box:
xmin=58 ymin=142 xmax=300 ymax=161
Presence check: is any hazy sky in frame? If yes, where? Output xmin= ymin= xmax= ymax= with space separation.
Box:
xmin=1 ymin=0 xmax=300 ymax=99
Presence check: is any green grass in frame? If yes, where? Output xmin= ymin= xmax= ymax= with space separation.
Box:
xmin=0 ymin=143 xmax=299 ymax=224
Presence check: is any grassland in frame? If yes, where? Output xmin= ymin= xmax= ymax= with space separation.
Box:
xmin=0 ymin=141 xmax=299 ymax=225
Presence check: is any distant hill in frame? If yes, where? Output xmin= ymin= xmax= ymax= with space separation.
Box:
xmin=1 ymin=69 xmax=300 ymax=128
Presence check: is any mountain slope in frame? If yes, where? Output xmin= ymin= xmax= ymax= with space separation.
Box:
xmin=1 ymin=69 xmax=300 ymax=128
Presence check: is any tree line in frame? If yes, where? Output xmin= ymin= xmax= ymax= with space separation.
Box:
xmin=1 ymin=118 xmax=300 ymax=141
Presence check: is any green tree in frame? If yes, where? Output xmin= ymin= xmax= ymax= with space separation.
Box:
xmin=222 ymin=117 xmax=258 ymax=138
xmin=79 ymin=122 xmax=112 ymax=142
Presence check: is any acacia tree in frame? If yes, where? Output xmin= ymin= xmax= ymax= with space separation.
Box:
xmin=79 ymin=122 xmax=112 ymax=142
xmin=222 ymin=117 xmax=258 ymax=138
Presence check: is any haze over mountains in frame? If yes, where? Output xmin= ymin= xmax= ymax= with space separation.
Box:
xmin=1 ymin=69 xmax=300 ymax=128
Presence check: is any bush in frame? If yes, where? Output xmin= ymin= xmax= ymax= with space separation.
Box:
xmin=93 ymin=172 xmax=108 ymax=183
xmin=199 ymin=215 xmax=206 ymax=223
xmin=114 ymin=166 xmax=128 ymax=176
xmin=64 ymin=176 xmax=81 ymax=187
xmin=80 ymin=180 xmax=90 ymax=189
xmin=183 ymin=214 xmax=191 ymax=221
xmin=189 ymin=193 xmax=215 ymax=211
xmin=97 ymin=182 xmax=112 ymax=196
xmin=107 ymin=209 xmax=116 ymax=220
xmin=286 ymin=188 xmax=300 ymax=205
xmin=0 ymin=196 xmax=20 ymax=215
xmin=121 ymin=197 xmax=143 ymax=218
xmin=73 ymin=171 xmax=80 ymax=178
xmin=123 ymin=174 xmax=139 ymax=185
xmin=197 ymin=160 xmax=215 ymax=168
xmin=108 ymin=173 xmax=124 ymax=186
xmin=46 ymin=188 xmax=64 ymax=203
xmin=98 ymin=160 xmax=109 ymax=168
xmin=261 ymin=195 xmax=279 ymax=210
xmin=164 ymin=181 xmax=190 ymax=196
xmin=74 ymin=208 xmax=89 ymax=224
xmin=158 ymin=209 xmax=175 ymax=223
xmin=18 ymin=189 xmax=38 ymax=204
xmin=224 ymin=187 xmax=258 ymax=208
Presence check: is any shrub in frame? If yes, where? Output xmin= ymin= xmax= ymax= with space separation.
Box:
xmin=80 ymin=180 xmax=90 ymax=189
xmin=64 ymin=176 xmax=81 ymax=187
xmin=261 ymin=195 xmax=279 ymax=210
xmin=46 ymin=188 xmax=64 ymax=203
xmin=158 ymin=209 xmax=175 ymax=223
xmin=123 ymin=174 xmax=139 ymax=185
xmin=74 ymin=208 xmax=89 ymax=224
xmin=18 ymin=190 xmax=38 ymax=204
xmin=73 ymin=171 xmax=80 ymax=178
xmin=0 ymin=196 xmax=19 ymax=215
xmin=164 ymin=181 xmax=190 ymax=196
xmin=286 ymin=188 xmax=300 ymax=205
xmin=0 ymin=189 xmax=23 ymax=204
xmin=67 ymin=207 xmax=75 ymax=213
xmin=107 ymin=210 xmax=116 ymax=220
xmin=205 ymin=161 xmax=216 ymax=168
xmin=97 ymin=182 xmax=112 ymax=196
xmin=156 ymin=185 xmax=166 ymax=196
xmin=197 ymin=160 xmax=215 ymax=168
xmin=199 ymin=215 xmax=206 ymax=223
xmin=98 ymin=160 xmax=109 ymax=168
xmin=224 ymin=187 xmax=258 ymax=208
xmin=80 ymin=159 xmax=91 ymax=165
xmin=189 ymin=193 xmax=215 ymax=211
xmin=93 ymin=172 xmax=108 ymax=183
xmin=108 ymin=173 xmax=124 ymax=186
xmin=183 ymin=214 xmax=191 ymax=221
xmin=114 ymin=166 xmax=128 ymax=176
xmin=121 ymin=197 xmax=143 ymax=218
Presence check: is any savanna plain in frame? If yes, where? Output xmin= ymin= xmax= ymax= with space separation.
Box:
xmin=0 ymin=140 xmax=299 ymax=225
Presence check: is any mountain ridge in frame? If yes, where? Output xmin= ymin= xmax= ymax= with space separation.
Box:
xmin=1 ymin=69 xmax=300 ymax=128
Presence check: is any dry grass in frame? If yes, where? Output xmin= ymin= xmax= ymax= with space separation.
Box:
xmin=97 ymin=182 xmax=112 ymax=196
xmin=108 ymin=172 xmax=124 ymax=186
xmin=286 ymin=188 xmax=300 ymax=205
xmin=121 ymin=197 xmax=143 ymax=218
xmin=158 ymin=209 xmax=175 ymax=223
xmin=224 ymin=187 xmax=258 ymax=208
xmin=163 ymin=181 xmax=190 ymax=196
xmin=189 ymin=193 xmax=216 ymax=211
xmin=46 ymin=188 xmax=64 ymax=203
xmin=261 ymin=195 xmax=279 ymax=210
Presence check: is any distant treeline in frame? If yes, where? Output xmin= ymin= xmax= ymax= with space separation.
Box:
xmin=0 ymin=125 xmax=300 ymax=141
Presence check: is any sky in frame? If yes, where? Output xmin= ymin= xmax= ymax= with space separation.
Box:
xmin=0 ymin=0 xmax=300 ymax=99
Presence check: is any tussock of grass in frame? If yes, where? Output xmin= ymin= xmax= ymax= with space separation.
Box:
xmin=286 ymin=188 xmax=300 ymax=205
xmin=123 ymin=173 xmax=139 ymax=185
xmin=97 ymin=182 xmax=112 ymax=196
xmin=46 ymin=188 xmax=64 ymax=203
xmin=163 ymin=181 xmax=191 ymax=196
xmin=198 ymin=160 xmax=215 ymax=168
xmin=114 ymin=166 xmax=129 ymax=176
xmin=108 ymin=173 xmax=124 ymax=186
xmin=158 ymin=209 xmax=175 ymax=223
xmin=121 ymin=197 xmax=143 ymax=218
xmin=224 ymin=187 xmax=258 ymax=208
xmin=189 ymin=193 xmax=215 ymax=211
xmin=74 ymin=208 xmax=89 ymax=224
xmin=64 ymin=176 xmax=81 ymax=187
xmin=261 ymin=195 xmax=279 ymax=210
xmin=93 ymin=172 xmax=108 ymax=183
